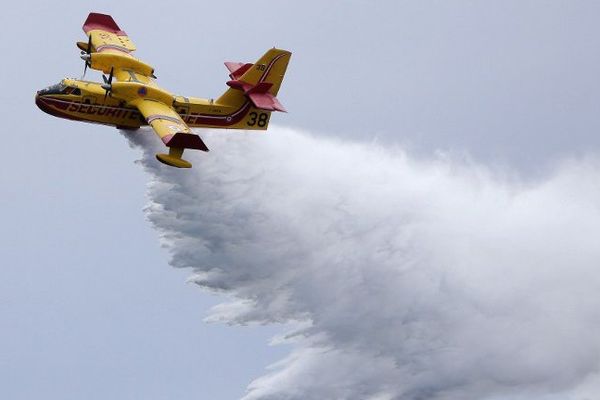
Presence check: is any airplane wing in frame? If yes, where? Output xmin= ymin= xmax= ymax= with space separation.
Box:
xmin=80 ymin=13 xmax=204 ymax=168
xmin=82 ymin=13 xmax=136 ymax=57
xmin=79 ymin=13 xmax=155 ymax=80
xmin=132 ymin=99 xmax=208 ymax=168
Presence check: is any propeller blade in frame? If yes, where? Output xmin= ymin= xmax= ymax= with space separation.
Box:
xmin=101 ymin=67 xmax=115 ymax=105
xmin=81 ymin=35 xmax=93 ymax=79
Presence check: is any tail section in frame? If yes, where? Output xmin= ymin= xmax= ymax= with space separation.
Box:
xmin=217 ymin=48 xmax=291 ymax=114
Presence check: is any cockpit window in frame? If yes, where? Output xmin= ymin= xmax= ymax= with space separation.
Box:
xmin=62 ymin=87 xmax=81 ymax=95
xmin=38 ymin=83 xmax=81 ymax=96
xmin=38 ymin=83 xmax=67 ymax=95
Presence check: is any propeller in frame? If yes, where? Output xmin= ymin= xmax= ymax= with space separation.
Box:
xmin=101 ymin=67 xmax=114 ymax=104
xmin=80 ymin=35 xmax=92 ymax=78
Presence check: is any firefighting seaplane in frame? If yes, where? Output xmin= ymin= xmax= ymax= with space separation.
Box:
xmin=35 ymin=13 xmax=291 ymax=168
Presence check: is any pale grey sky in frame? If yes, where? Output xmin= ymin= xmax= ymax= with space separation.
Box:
xmin=2 ymin=1 xmax=600 ymax=399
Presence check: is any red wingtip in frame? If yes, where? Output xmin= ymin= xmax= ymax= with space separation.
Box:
xmin=163 ymin=132 xmax=209 ymax=152
xmin=83 ymin=12 xmax=127 ymax=35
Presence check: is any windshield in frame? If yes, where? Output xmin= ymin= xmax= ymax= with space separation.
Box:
xmin=38 ymin=82 xmax=82 ymax=96
xmin=38 ymin=82 xmax=68 ymax=95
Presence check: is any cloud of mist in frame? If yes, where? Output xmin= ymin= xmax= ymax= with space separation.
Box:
xmin=126 ymin=126 xmax=600 ymax=400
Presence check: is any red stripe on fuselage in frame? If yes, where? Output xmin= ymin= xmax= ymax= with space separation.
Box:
xmin=184 ymin=102 xmax=252 ymax=126
xmin=36 ymin=96 xmax=253 ymax=128
xmin=259 ymin=53 xmax=287 ymax=84
xmin=38 ymin=96 xmax=141 ymax=120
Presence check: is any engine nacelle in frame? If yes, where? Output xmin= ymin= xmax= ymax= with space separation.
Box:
xmin=82 ymin=52 xmax=155 ymax=78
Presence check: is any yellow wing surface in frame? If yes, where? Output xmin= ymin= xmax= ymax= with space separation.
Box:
xmin=82 ymin=13 xmax=136 ymax=55
xmin=133 ymin=99 xmax=209 ymax=168
xmin=80 ymin=13 xmax=203 ymax=168
xmin=80 ymin=13 xmax=154 ymax=78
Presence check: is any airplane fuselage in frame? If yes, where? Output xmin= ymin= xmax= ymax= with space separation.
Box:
xmin=35 ymin=78 xmax=271 ymax=131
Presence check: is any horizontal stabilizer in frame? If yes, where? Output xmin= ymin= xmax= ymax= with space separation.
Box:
xmin=246 ymin=82 xmax=286 ymax=112
xmin=247 ymin=93 xmax=287 ymax=112
xmin=246 ymin=82 xmax=273 ymax=95
xmin=225 ymin=80 xmax=286 ymax=112
xmin=224 ymin=62 xmax=253 ymax=80
xmin=164 ymin=132 xmax=209 ymax=151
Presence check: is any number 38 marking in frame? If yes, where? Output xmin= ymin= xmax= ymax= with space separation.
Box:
xmin=247 ymin=112 xmax=269 ymax=127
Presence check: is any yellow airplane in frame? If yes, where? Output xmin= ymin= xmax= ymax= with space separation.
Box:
xmin=36 ymin=13 xmax=291 ymax=168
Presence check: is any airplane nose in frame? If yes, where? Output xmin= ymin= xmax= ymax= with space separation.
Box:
xmin=35 ymin=91 xmax=65 ymax=118
xmin=35 ymin=92 xmax=48 ymax=114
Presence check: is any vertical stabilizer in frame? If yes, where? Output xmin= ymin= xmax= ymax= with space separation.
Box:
xmin=217 ymin=48 xmax=291 ymax=108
